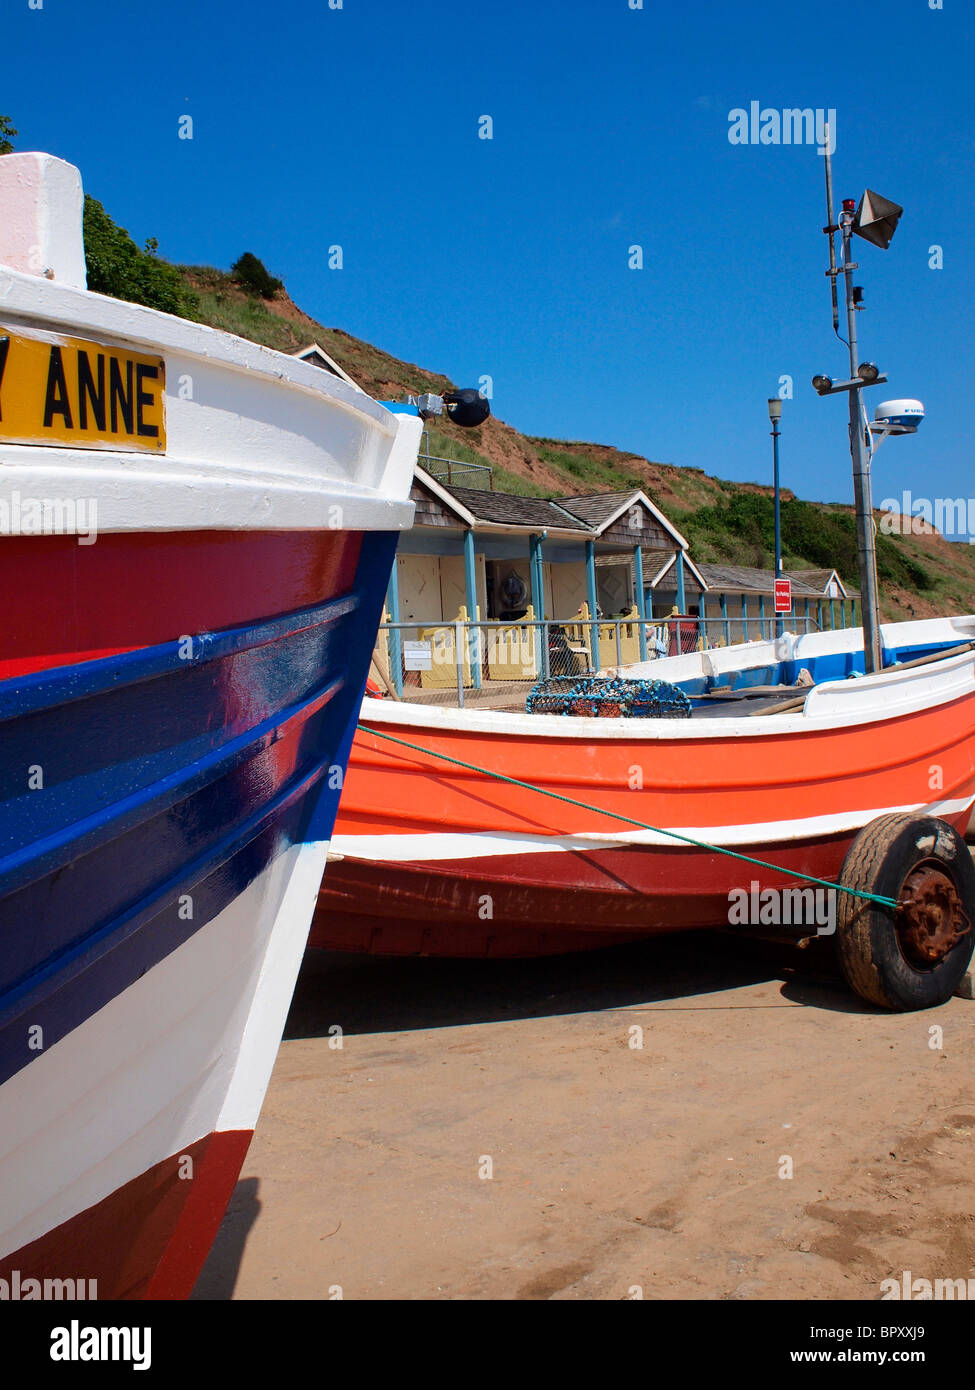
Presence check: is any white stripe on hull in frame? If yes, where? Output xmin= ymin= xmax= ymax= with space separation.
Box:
xmin=218 ymin=839 xmax=328 ymax=1132
xmin=0 ymin=838 xmax=328 ymax=1264
xmin=329 ymin=796 xmax=975 ymax=864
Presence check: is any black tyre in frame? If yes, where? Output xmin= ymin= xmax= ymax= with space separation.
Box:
xmin=836 ymin=813 xmax=975 ymax=1011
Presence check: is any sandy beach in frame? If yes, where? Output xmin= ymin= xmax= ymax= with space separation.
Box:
xmin=193 ymin=932 xmax=975 ymax=1301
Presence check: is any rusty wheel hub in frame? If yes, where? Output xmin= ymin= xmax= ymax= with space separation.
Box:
xmin=897 ymin=863 xmax=971 ymax=967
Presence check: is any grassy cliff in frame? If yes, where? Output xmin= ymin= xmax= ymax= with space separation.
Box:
xmin=181 ymin=269 xmax=975 ymax=622
xmin=76 ymin=207 xmax=975 ymax=623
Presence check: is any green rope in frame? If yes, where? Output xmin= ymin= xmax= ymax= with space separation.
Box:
xmin=358 ymin=723 xmax=900 ymax=910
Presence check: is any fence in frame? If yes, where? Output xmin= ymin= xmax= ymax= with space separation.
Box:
xmin=371 ymin=610 xmax=828 ymax=708
xmin=418 ymin=452 xmax=493 ymax=491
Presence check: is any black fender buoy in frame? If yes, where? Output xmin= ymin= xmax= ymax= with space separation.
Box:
xmin=443 ymin=388 xmax=490 ymax=429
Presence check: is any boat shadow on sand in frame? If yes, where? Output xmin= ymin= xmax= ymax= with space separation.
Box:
xmin=284 ymin=932 xmax=876 ymax=1042
xmin=189 ymin=1178 xmax=261 ymax=1301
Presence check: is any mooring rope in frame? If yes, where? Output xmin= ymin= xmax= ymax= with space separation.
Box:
xmin=357 ymin=724 xmax=900 ymax=909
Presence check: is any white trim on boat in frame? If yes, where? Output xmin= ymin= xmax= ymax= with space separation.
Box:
xmin=0 ymin=266 xmax=420 ymax=533
xmin=329 ymin=795 xmax=975 ymax=862
xmin=0 ymin=267 xmax=393 ymax=427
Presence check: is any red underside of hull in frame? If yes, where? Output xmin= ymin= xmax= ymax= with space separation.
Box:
xmin=0 ymin=1129 xmax=252 ymax=1300
xmin=311 ymin=833 xmax=860 ymax=957
xmin=0 ymin=529 xmax=362 ymax=680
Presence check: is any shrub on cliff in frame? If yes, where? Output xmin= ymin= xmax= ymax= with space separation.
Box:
xmin=230 ymin=252 xmax=283 ymax=299
xmin=83 ymin=195 xmax=198 ymax=318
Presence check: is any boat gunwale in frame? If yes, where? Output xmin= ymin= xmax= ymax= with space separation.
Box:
xmin=357 ymin=633 xmax=975 ymax=742
xmin=0 ymin=265 xmax=397 ymax=435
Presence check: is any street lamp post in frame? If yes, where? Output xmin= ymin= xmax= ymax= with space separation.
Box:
xmin=768 ymin=398 xmax=783 ymax=638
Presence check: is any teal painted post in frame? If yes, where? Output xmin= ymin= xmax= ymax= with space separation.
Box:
xmin=759 ymin=592 xmax=767 ymax=640
xmin=675 ymin=550 xmax=687 ymax=614
xmin=720 ymin=592 xmax=729 ymax=645
xmin=530 ymin=533 xmax=545 ymax=678
xmin=530 ymin=534 xmax=545 ymax=619
xmin=818 ymin=599 xmax=824 ymax=631
xmin=804 ymin=597 xmax=811 ymax=633
xmin=386 ymin=558 xmax=403 ymax=698
xmin=634 ymin=544 xmax=647 ymax=660
xmin=830 ymin=597 xmax=837 ymax=630
xmin=585 ymin=540 xmax=599 ymax=668
xmin=742 ymin=594 xmax=749 ymax=640
xmin=464 ymin=528 xmax=481 ymax=689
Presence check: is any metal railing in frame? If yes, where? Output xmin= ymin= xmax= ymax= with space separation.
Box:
xmin=371 ymin=612 xmax=829 ymax=708
xmin=418 ymin=453 xmax=493 ymax=491
xmin=655 ymin=612 xmax=825 ymax=649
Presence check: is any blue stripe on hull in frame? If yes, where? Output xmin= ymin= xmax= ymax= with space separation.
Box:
xmin=675 ymin=638 xmax=963 ymax=701
xmin=0 ymin=531 xmax=397 ymax=1089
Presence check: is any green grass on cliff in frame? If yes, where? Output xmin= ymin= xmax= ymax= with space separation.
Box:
xmin=676 ymin=493 xmax=933 ymax=593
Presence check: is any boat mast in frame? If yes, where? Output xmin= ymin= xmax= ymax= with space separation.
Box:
xmin=821 ymin=130 xmax=883 ymax=674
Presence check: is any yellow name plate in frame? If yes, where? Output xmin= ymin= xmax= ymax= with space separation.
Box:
xmin=0 ymin=325 xmax=166 ymax=452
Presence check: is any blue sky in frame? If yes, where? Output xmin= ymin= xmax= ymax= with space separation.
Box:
xmin=4 ymin=0 xmax=972 ymax=522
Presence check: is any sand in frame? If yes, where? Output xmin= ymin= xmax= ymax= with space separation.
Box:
xmin=192 ymin=932 xmax=975 ymax=1301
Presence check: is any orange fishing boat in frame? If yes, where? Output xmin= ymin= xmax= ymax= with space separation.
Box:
xmin=311 ymin=619 xmax=975 ymax=1010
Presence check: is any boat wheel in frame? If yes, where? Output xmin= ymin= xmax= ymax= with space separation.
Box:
xmin=898 ymin=864 xmax=970 ymax=968
xmin=835 ymin=813 xmax=975 ymax=1011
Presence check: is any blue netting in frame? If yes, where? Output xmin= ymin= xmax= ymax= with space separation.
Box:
xmin=526 ymin=675 xmax=692 ymax=719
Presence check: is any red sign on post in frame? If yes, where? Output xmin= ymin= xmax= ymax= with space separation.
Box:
xmin=774 ymin=578 xmax=792 ymax=614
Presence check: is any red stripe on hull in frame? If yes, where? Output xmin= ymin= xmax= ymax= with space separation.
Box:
xmin=0 ymin=530 xmax=362 ymax=680
xmin=311 ymin=834 xmax=859 ymax=958
xmin=313 ymin=916 xmax=638 ymax=958
xmin=0 ymin=1129 xmax=252 ymax=1300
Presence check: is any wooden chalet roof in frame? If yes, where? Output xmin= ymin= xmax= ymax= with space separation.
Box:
xmin=441 ymin=485 xmax=591 ymax=530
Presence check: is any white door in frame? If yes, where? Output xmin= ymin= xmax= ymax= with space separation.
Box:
xmin=551 ymin=562 xmax=588 ymax=620
xmin=440 ymin=551 xmax=488 ymax=620
xmin=439 ymin=555 xmax=469 ymax=619
xmin=397 ymin=553 xmax=443 ymax=623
